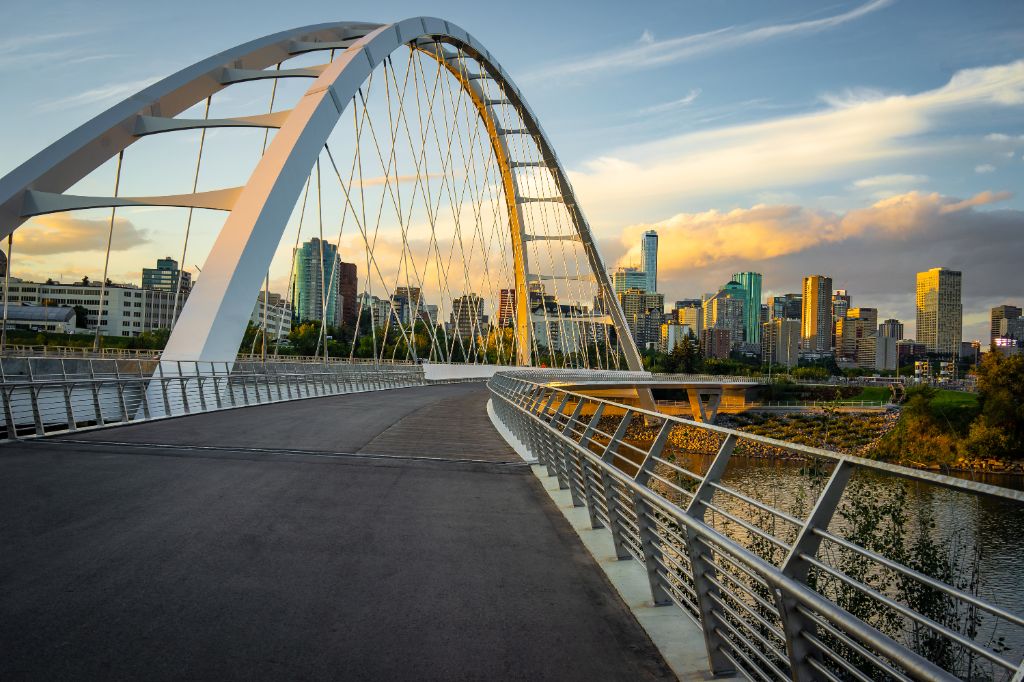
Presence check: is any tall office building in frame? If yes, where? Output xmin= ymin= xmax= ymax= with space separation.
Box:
xmin=831 ymin=289 xmax=851 ymax=350
xmin=292 ymin=238 xmax=343 ymax=326
xmin=731 ymin=272 xmax=762 ymax=345
xmin=142 ymin=257 xmax=191 ymax=293
xmin=916 ymin=267 xmax=962 ymax=357
xmin=613 ymin=266 xmax=647 ymax=293
xmin=675 ymin=301 xmax=702 ymax=341
xmin=768 ymin=293 xmax=802 ymax=321
xmin=641 ymin=230 xmax=658 ymax=293
xmin=991 ymin=305 xmax=1022 ymax=345
xmin=703 ymin=281 xmax=745 ymax=350
xmin=801 ymin=275 xmax=833 ymax=353
xmin=878 ymin=318 xmax=904 ymax=340
xmin=838 ymin=307 xmax=878 ymax=368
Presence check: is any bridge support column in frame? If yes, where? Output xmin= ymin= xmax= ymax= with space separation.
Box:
xmin=686 ymin=388 xmax=722 ymax=424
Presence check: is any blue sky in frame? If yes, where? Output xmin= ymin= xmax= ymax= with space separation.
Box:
xmin=1 ymin=0 xmax=1022 ymax=341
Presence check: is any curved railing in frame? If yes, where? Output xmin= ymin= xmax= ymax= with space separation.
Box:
xmin=488 ymin=372 xmax=1024 ymax=681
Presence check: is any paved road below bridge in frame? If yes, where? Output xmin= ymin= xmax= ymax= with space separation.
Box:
xmin=0 ymin=383 xmax=673 ymax=681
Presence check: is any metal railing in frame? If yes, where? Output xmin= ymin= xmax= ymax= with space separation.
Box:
xmin=0 ymin=360 xmax=431 ymax=441
xmin=488 ymin=373 xmax=1024 ymax=682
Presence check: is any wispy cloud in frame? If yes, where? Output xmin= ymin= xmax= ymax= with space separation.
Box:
xmin=524 ymin=0 xmax=893 ymax=82
xmin=37 ymin=76 xmax=160 ymax=112
xmin=569 ymin=59 xmax=1024 ymax=228
xmin=635 ymin=89 xmax=702 ymax=116
xmin=15 ymin=213 xmax=148 ymax=255
xmin=0 ymin=29 xmax=98 ymax=69
xmin=975 ymin=164 xmax=996 ymax=173
xmin=853 ymin=174 xmax=929 ymax=188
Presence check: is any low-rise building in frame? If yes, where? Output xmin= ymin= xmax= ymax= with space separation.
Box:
xmin=1 ymin=304 xmax=79 ymax=333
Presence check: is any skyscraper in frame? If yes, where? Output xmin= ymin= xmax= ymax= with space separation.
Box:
xmin=731 ymin=272 xmax=762 ymax=345
xmin=990 ymin=305 xmax=1021 ymax=345
xmin=292 ymin=237 xmax=342 ymax=326
xmin=801 ymin=275 xmax=833 ymax=353
xmin=497 ymin=288 xmax=516 ymax=328
xmin=916 ymin=267 xmax=962 ymax=358
xmin=838 ymin=307 xmax=877 ymax=368
xmin=768 ymin=293 xmax=802 ymax=321
xmin=641 ymin=230 xmax=658 ymax=293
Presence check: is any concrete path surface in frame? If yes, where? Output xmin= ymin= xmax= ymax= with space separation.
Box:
xmin=0 ymin=384 xmax=674 ymax=680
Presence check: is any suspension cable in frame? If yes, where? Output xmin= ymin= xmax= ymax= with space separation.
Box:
xmin=93 ymin=149 xmax=125 ymax=352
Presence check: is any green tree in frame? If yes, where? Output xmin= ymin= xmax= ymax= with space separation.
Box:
xmin=962 ymin=351 xmax=1024 ymax=459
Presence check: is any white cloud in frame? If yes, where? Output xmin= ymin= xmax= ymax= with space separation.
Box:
xmin=568 ymin=60 xmax=1024 ymax=228
xmin=852 ymin=173 xmax=928 ymax=188
xmin=975 ymin=164 xmax=996 ymax=173
xmin=635 ymin=89 xmax=702 ymax=116
xmin=524 ymin=0 xmax=893 ymax=82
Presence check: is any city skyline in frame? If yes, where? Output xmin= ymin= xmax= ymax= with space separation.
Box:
xmin=0 ymin=1 xmax=1020 ymax=345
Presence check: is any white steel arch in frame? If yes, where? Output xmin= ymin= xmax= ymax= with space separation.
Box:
xmin=0 ymin=17 xmax=643 ymax=370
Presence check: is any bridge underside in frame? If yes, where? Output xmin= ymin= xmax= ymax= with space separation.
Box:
xmin=0 ymin=384 xmax=671 ymax=680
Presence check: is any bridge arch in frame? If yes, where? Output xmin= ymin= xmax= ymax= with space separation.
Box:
xmin=0 ymin=18 xmax=643 ymax=369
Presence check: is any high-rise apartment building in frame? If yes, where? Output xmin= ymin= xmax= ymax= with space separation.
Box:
xmin=613 ymin=266 xmax=647 ymax=293
xmin=801 ymin=275 xmax=833 ymax=353
xmin=768 ymin=293 xmax=802 ymax=321
xmin=703 ymin=281 xmax=745 ymax=350
xmin=142 ymin=257 xmax=191 ymax=293
xmin=641 ymin=230 xmax=658 ymax=293
xmin=916 ymin=268 xmax=962 ymax=357
xmin=838 ymin=307 xmax=877 ymax=369
xmin=250 ymin=292 xmax=294 ymax=341
xmin=731 ymin=271 xmax=762 ymax=345
xmin=878 ymin=318 xmax=904 ymax=340
xmin=450 ymin=294 xmax=485 ymax=346
xmin=761 ymin=318 xmax=800 ymax=367
xmin=831 ymin=289 xmax=851 ymax=350
xmin=991 ymin=305 xmax=1021 ymax=345
xmin=292 ymin=238 xmax=343 ymax=326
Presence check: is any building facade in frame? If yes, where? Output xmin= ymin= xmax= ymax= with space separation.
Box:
xmin=991 ymin=305 xmax=1021 ymax=345
xmin=250 ymin=292 xmax=294 ymax=342
xmin=769 ymin=293 xmax=802 ymax=321
xmin=450 ymin=294 xmax=486 ymax=347
xmin=916 ymin=267 xmax=962 ymax=358
xmin=618 ymin=288 xmax=664 ymax=349
xmin=612 ymin=266 xmax=647 ymax=294
xmin=878 ymin=318 xmax=904 ymax=340
xmin=831 ymin=289 xmax=851 ymax=350
xmin=338 ymin=261 xmax=358 ymax=327
xmin=497 ymin=288 xmax=516 ymax=328
xmin=731 ymin=271 xmax=763 ymax=346
xmin=801 ymin=275 xmax=833 ymax=354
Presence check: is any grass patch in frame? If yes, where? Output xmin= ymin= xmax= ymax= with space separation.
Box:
xmin=852 ymin=386 xmax=892 ymax=403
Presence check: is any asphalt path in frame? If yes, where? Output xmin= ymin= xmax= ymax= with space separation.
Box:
xmin=0 ymin=384 xmax=673 ymax=681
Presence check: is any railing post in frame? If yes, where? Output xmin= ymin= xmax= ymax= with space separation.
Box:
xmin=548 ymin=394 xmax=571 ymax=490
xmin=577 ymin=402 xmax=606 ymax=529
xmin=684 ymin=433 xmax=738 ymax=676
xmin=88 ymin=361 xmax=105 ymax=426
xmin=601 ymin=410 xmax=635 ymax=560
xmin=559 ymin=399 xmax=586 ymax=507
xmin=776 ymin=459 xmax=854 ymax=681
xmin=633 ymin=418 xmax=675 ymax=607
xmin=2 ymin=387 xmax=18 ymax=440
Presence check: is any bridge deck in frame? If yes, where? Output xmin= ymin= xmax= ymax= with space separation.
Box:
xmin=0 ymin=384 xmax=673 ymax=680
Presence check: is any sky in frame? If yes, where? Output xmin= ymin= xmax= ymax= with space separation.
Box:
xmin=1 ymin=0 xmax=1022 ymax=342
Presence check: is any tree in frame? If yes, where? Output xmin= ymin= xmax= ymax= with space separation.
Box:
xmin=72 ymin=305 xmax=89 ymax=329
xmin=963 ymin=351 xmax=1024 ymax=459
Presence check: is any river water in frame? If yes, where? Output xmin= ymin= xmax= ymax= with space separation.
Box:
xmin=650 ymin=446 xmax=1024 ymax=678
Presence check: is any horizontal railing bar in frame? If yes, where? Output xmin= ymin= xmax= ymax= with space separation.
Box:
xmin=799 ymin=608 xmax=915 ymax=682
xmin=699 ymin=500 xmax=793 ymax=550
xmin=712 ymin=617 xmax=791 ymax=682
